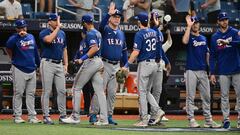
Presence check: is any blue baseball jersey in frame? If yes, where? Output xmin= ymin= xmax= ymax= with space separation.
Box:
xmin=210 ymin=27 xmax=240 ymax=75
xmin=152 ymin=26 xmax=169 ymax=64
xmin=39 ymin=28 xmax=67 ymax=60
xmin=99 ymin=14 xmax=128 ymax=63
xmin=74 ymin=39 xmax=85 ymax=60
xmin=186 ymin=34 xmax=209 ymax=71
xmin=83 ymin=28 xmax=101 ymax=57
xmin=6 ymin=33 xmax=40 ymax=73
xmin=133 ymin=28 xmax=158 ymax=62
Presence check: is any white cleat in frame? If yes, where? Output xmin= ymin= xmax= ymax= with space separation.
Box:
xmin=14 ymin=117 xmax=25 ymax=124
xmin=28 ymin=117 xmax=42 ymax=123
xmin=189 ymin=119 xmax=200 ymax=128
xmin=134 ymin=121 xmax=148 ymax=127
xmin=94 ymin=121 xmax=109 ymax=126
xmin=60 ymin=115 xmax=80 ymax=124
xmin=204 ymin=120 xmax=221 ymax=128
xmin=161 ymin=116 xmax=169 ymax=122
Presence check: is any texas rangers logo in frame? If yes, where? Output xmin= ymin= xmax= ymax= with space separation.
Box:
xmin=20 ymin=40 xmax=34 ymax=50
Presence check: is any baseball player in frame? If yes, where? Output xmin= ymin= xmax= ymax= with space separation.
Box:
xmin=123 ymin=12 xmax=165 ymax=127
xmin=148 ymin=11 xmax=171 ymax=125
xmin=73 ymin=28 xmax=94 ymax=115
xmin=61 ymin=14 xmax=108 ymax=125
xmin=209 ymin=12 xmax=240 ymax=129
xmin=39 ymin=13 xmax=68 ymax=124
xmin=182 ymin=15 xmax=221 ymax=128
xmin=6 ymin=19 xmax=41 ymax=123
xmin=88 ymin=2 xmax=128 ymax=125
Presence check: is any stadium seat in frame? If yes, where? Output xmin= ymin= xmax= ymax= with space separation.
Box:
xmin=21 ymin=3 xmax=33 ymax=19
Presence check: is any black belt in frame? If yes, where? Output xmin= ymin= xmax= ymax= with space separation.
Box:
xmin=102 ymin=58 xmax=119 ymax=65
xmin=45 ymin=58 xmax=62 ymax=64
xmin=139 ymin=59 xmax=156 ymax=63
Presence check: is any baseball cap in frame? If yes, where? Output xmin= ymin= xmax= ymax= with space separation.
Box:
xmin=150 ymin=11 xmax=161 ymax=20
xmin=134 ymin=12 xmax=149 ymax=23
xmin=112 ymin=9 xmax=122 ymax=17
xmin=191 ymin=16 xmax=200 ymax=23
xmin=48 ymin=13 xmax=58 ymax=21
xmin=82 ymin=14 xmax=94 ymax=23
xmin=15 ymin=19 xmax=27 ymax=28
xmin=217 ymin=12 xmax=229 ymax=21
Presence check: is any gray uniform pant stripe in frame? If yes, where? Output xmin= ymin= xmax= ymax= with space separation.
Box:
xmin=219 ymin=73 xmax=240 ymax=121
xmin=72 ymin=58 xmax=108 ymax=121
xmin=12 ymin=66 xmax=37 ymax=118
xmin=40 ymin=59 xmax=66 ymax=117
xmin=138 ymin=61 xmax=160 ymax=120
xmin=90 ymin=61 xmax=120 ymax=115
xmin=185 ymin=70 xmax=212 ymax=121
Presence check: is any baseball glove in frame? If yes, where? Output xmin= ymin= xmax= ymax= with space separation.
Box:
xmin=116 ymin=69 xmax=128 ymax=84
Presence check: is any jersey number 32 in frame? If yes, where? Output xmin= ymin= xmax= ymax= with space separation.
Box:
xmin=146 ymin=38 xmax=156 ymax=52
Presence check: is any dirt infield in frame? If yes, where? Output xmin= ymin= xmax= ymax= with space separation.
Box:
xmin=0 ymin=114 xmax=238 ymax=121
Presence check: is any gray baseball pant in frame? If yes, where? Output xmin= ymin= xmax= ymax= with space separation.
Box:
xmin=72 ymin=57 xmax=108 ymax=122
xmin=12 ymin=66 xmax=37 ymax=119
xmin=185 ymin=70 xmax=212 ymax=121
xmin=219 ymin=73 xmax=240 ymax=122
xmin=40 ymin=59 xmax=66 ymax=117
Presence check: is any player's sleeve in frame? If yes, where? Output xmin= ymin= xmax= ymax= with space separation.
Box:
xmin=6 ymin=35 xmax=16 ymax=49
xmin=39 ymin=30 xmax=48 ymax=45
xmin=63 ymin=31 xmax=67 ymax=48
xmin=209 ymin=36 xmax=217 ymax=75
xmin=86 ymin=32 xmax=98 ymax=48
xmin=121 ymin=40 xmax=128 ymax=65
xmin=74 ymin=50 xmax=80 ymax=60
xmin=161 ymin=48 xmax=169 ymax=64
xmin=133 ymin=33 xmax=142 ymax=51
xmin=32 ymin=35 xmax=40 ymax=68
xmin=99 ymin=14 xmax=111 ymax=33
xmin=229 ymin=29 xmax=240 ymax=47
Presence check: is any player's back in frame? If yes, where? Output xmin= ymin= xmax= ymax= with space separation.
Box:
xmin=134 ymin=28 xmax=158 ymax=62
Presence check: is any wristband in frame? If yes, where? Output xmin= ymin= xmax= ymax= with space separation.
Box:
xmin=80 ymin=54 xmax=89 ymax=61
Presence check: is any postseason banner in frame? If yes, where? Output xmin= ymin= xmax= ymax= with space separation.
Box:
xmin=0 ymin=19 xmax=226 ymax=34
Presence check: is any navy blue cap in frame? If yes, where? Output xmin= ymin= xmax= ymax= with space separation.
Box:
xmin=82 ymin=14 xmax=94 ymax=23
xmin=217 ymin=12 xmax=229 ymax=20
xmin=48 ymin=13 xmax=58 ymax=21
xmin=191 ymin=16 xmax=200 ymax=23
xmin=15 ymin=19 xmax=27 ymax=28
xmin=112 ymin=9 xmax=122 ymax=16
xmin=150 ymin=11 xmax=161 ymax=20
xmin=135 ymin=12 xmax=149 ymax=23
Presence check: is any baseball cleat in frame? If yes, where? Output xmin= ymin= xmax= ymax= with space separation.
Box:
xmin=43 ymin=116 xmax=54 ymax=125
xmin=151 ymin=110 xmax=165 ymax=125
xmin=161 ymin=116 xmax=169 ymax=122
xmin=222 ymin=120 xmax=230 ymax=129
xmin=28 ymin=117 xmax=42 ymax=124
xmin=134 ymin=120 xmax=148 ymax=127
xmin=108 ymin=115 xmax=118 ymax=125
xmin=189 ymin=119 xmax=200 ymax=128
xmin=60 ymin=115 xmax=80 ymax=124
xmin=89 ymin=114 xmax=97 ymax=124
xmin=204 ymin=120 xmax=221 ymax=128
xmin=14 ymin=117 xmax=25 ymax=124
xmin=93 ymin=120 xmax=109 ymax=126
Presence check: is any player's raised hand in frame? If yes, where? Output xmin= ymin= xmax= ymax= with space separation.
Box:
xmin=153 ymin=12 xmax=160 ymax=27
xmin=185 ymin=15 xmax=194 ymax=27
xmin=108 ymin=1 xmax=116 ymax=15
xmin=57 ymin=16 xmax=62 ymax=28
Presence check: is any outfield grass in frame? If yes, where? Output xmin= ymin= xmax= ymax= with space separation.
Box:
xmin=0 ymin=120 xmax=239 ymax=135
